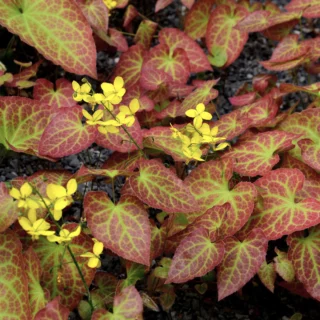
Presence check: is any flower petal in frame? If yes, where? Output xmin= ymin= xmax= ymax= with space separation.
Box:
xmin=93 ymin=241 xmax=104 ymax=256
xmin=47 ymin=184 xmax=67 ymax=200
xmin=196 ymin=103 xmax=205 ymax=113
xmin=185 ymin=109 xmax=197 ymax=118
xmin=9 ymin=187 xmax=21 ymax=200
xmin=80 ymin=252 xmax=95 ymax=258
xmin=129 ymin=98 xmax=140 ymax=114
xmin=193 ymin=116 xmax=203 ymax=129
xmin=20 ymin=182 xmax=32 ymax=198
xmin=67 ymin=179 xmax=77 ymax=195
xmin=101 ymin=83 xmax=114 ymax=95
xmin=19 ymin=217 xmax=33 ymax=231
xmin=201 ymin=111 xmax=212 ymax=121
xmin=88 ymin=257 xmax=100 ymax=268
xmin=69 ymin=225 xmax=81 ymax=238
xmin=72 ymin=81 xmax=80 ymax=91
xmin=114 ymin=76 xmax=124 ymax=91
xmin=33 ymin=219 xmax=51 ymax=231
xmin=54 ymin=197 xmax=69 ymax=211
xmin=82 ymin=109 xmax=92 ymax=121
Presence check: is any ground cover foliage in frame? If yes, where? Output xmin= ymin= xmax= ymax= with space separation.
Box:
xmin=0 ymin=0 xmax=320 ymax=319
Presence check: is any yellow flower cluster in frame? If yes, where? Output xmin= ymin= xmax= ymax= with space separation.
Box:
xmin=171 ymin=103 xmax=229 ymax=163
xmin=72 ymin=77 xmax=140 ymax=134
xmin=103 ymin=0 xmax=117 ymax=11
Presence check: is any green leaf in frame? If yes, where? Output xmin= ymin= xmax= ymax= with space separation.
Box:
xmin=84 ymin=192 xmax=151 ymax=266
xmin=207 ymin=46 xmax=228 ymax=67
xmin=94 ymin=272 xmax=118 ymax=305
xmin=274 ymin=247 xmax=295 ymax=283
xmin=0 ymin=0 xmax=97 ymax=78
xmin=0 ymin=231 xmax=31 ymax=319
xmin=257 ymin=260 xmax=276 ymax=293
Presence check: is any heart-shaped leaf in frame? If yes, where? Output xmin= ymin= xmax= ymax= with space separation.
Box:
xmin=274 ymin=247 xmax=295 ymax=283
xmin=34 ymin=297 xmax=70 ymax=320
xmin=84 ymin=192 xmax=151 ymax=266
xmin=129 ymin=159 xmax=198 ymax=213
xmin=217 ymin=229 xmax=268 ymax=300
xmin=0 ymin=0 xmax=97 ymax=78
xmin=0 ymin=182 xmax=18 ymax=233
xmin=166 ymin=227 xmax=224 ymax=283
xmin=257 ymin=260 xmax=276 ymax=293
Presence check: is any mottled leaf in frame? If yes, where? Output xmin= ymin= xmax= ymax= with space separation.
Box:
xmin=159 ymin=28 xmax=212 ymax=72
xmin=94 ymin=272 xmax=118 ymax=305
xmin=217 ymin=229 xmax=268 ymax=300
xmin=0 ymin=0 xmax=97 ymax=78
xmin=166 ymin=228 xmax=224 ymax=283
xmin=274 ymin=247 xmax=295 ymax=283
xmin=33 ymin=78 xmax=77 ymax=108
xmin=0 ymin=231 xmax=31 ymax=320
xmin=34 ymin=297 xmax=70 ymax=320
xmin=155 ymin=0 xmax=173 ymax=12
xmin=129 ymin=159 xmax=198 ymax=213
xmin=288 ymin=225 xmax=320 ymax=301
xmin=39 ymin=106 xmax=97 ymax=158
xmin=134 ymin=20 xmax=158 ymax=49
xmin=257 ymin=260 xmax=276 ymax=293
xmin=85 ymin=192 xmax=151 ymax=265
xmin=244 ymin=168 xmax=320 ymax=240
xmin=0 ymin=182 xmax=18 ymax=233
xmin=206 ymin=4 xmax=248 ymax=67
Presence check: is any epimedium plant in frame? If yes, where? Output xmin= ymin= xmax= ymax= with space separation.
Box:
xmin=0 ymin=0 xmax=320 ymax=319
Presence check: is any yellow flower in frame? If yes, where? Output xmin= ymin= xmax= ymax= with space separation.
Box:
xmin=199 ymin=124 xmax=226 ymax=144
xmin=72 ymin=81 xmax=91 ymax=102
xmin=185 ymin=103 xmax=212 ymax=128
xmin=101 ymin=77 xmax=126 ymax=104
xmin=82 ymin=109 xmax=104 ymax=126
xmin=103 ymin=0 xmax=117 ymax=10
xmin=9 ymin=182 xmax=40 ymax=209
xmin=92 ymin=94 xmax=114 ymax=112
xmin=80 ymin=238 xmax=104 ymax=268
xmin=214 ymin=142 xmax=230 ymax=151
xmin=100 ymin=112 xmax=128 ymax=127
xmin=47 ymin=225 xmax=81 ymax=244
xmin=182 ymin=144 xmax=204 ymax=163
xmin=98 ymin=125 xmax=119 ymax=134
xmin=46 ymin=179 xmax=77 ymax=220
xmin=19 ymin=209 xmax=55 ymax=241
xmin=119 ymin=98 xmax=140 ymax=127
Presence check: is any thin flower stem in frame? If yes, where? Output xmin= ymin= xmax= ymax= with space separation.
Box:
xmin=31 ymin=185 xmax=94 ymax=313
xmin=102 ymin=102 xmax=148 ymax=159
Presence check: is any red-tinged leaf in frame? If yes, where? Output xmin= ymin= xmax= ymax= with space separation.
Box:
xmin=0 ymin=0 xmax=96 ymax=78
xmin=123 ymin=5 xmax=138 ymax=29
xmin=159 ymin=28 xmax=212 ymax=73
xmin=134 ymin=20 xmax=158 ymax=49
xmin=166 ymin=228 xmax=224 ymax=284
xmin=113 ymin=44 xmax=145 ymax=88
xmin=34 ymin=297 xmax=70 ymax=320
xmin=157 ymin=100 xmax=183 ymax=119
xmin=222 ymin=131 xmax=298 ymax=177
xmin=39 ymin=106 xmax=97 ymax=158
xmin=181 ymin=0 xmax=195 ymax=9
xmin=140 ymin=67 xmax=171 ymax=91
xmin=265 ymin=1 xmax=281 ymax=14
xmin=278 ymin=108 xmax=320 ymax=171
xmin=85 ymin=192 xmax=151 ymax=265
xmin=169 ymin=84 xmax=194 ymax=98
xmin=143 ymin=126 xmax=186 ymax=162
xmin=184 ymin=159 xmax=257 ymax=233
xmin=302 ymin=4 xmax=320 ymax=18
xmin=282 ymin=154 xmax=320 ymax=202
xmin=92 ymin=286 xmax=143 ymax=319
xmin=0 ymin=232 xmax=31 ymax=318
xmin=274 ymin=247 xmax=295 ymax=283
xmin=184 ymin=0 xmax=214 ymax=39
xmin=107 ymin=28 xmax=128 ymax=52
xmin=257 ymin=261 xmax=276 ymax=293
xmin=235 ymin=10 xmax=271 ymax=32
xmin=229 ymin=92 xmax=256 ymax=107
xmin=95 ymin=118 xmax=143 ymax=153
xmin=298 ymin=137 xmax=320 ymax=172
xmin=287 ymin=225 xmax=320 ymax=301
xmin=115 ymin=0 xmax=128 ymax=8
xmin=102 ymin=151 xmax=142 ymax=171
xmin=155 ymin=0 xmax=173 ymax=12
xmin=0 ymin=97 xmax=56 ymax=156
xmin=280 ymin=82 xmax=320 ymax=95
xmin=244 ymin=168 xmax=320 ymax=240
xmin=268 ymin=11 xmax=302 ymax=26
xmin=181 ymin=80 xmax=218 ymax=112
xmin=32 ymin=227 xmax=96 ymax=309
xmin=77 ymin=0 xmax=109 ymax=32
xmin=237 ymin=0 xmax=262 ymax=12
xmin=150 ymin=220 xmax=166 ymax=260
xmin=286 ymin=0 xmax=319 ymax=12
xmin=24 ymin=247 xmax=48 ymax=318
xmin=268 ymin=35 xmax=309 ymax=63
xmin=147 ymin=84 xmax=170 ymax=104
xmin=206 ymin=5 xmax=248 ymax=67
xmin=0 ymin=182 xmax=18 ymax=233
xmin=238 ymin=96 xmax=279 ymax=127
xmin=253 ymin=74 xmax=277 ymax=93
xmin=6 ymin=60 xmax=42 ymax=88
xmin=262 ymin=19 xmax=298 ymax=41
xmin=33 ymin=78 xmax=77 ymax=108
xmin=129 ymin=159 xmax=198 ymax=213
xmin=215 ymin=110 xmax=252 ymax=140
xmin=94 ymin=272 xmax=118 ymax=305
xmin=260 ymin=54 xmax=308 ymax=71
xmin=142 ymin=44 xmax=190 ymax=84
xmin=217 ymin=229 xmax=268 ymax=300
